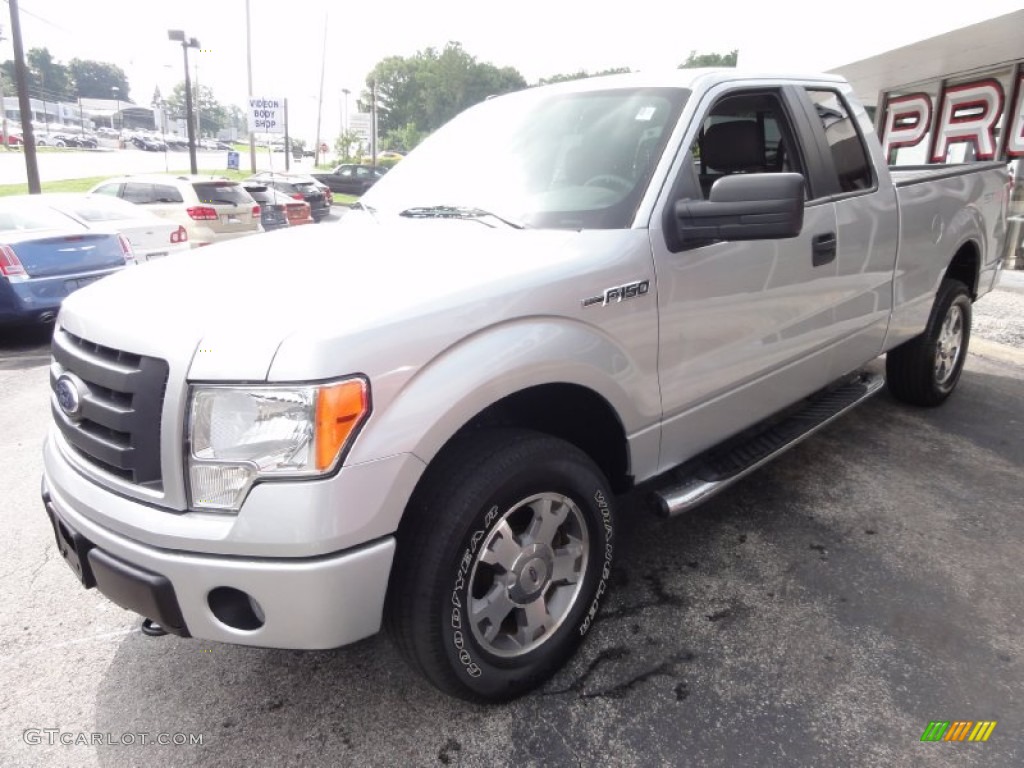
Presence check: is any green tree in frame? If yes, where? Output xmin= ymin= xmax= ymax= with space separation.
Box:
xmin=383 ymin=121 xmax=424 ymax=152
xmin=362 ymin=42 xmax=526 ymax=137
xmin=68 ymin=58 xmax=130 ymax=100
xmin=227 ymin=104 xmax=248 ymax=137
xmin=28 ymin=48 xmax=74 ymax=100
xmin=679 ymin=50 xmax=739 ymax=68
xmin=335 ymin=129 xmax=363 ymax=162
xmin=166 ymin=82 xmax=228 ymax=135
xmin=537 ymin=66 xmax=631 ymax=85
xmin=0 ymin=48 xmax=76 ymax=101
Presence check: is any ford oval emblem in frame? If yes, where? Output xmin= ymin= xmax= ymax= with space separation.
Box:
xmin=56 ymin=374 xmax=83 ymax=417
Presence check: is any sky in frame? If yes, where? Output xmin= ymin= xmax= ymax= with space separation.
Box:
xmin=1 ymin=0 xmax=1021 ymax=144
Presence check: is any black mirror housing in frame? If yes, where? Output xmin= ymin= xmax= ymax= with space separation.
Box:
xmin=675 ymin=173 xmax=805 ymax=244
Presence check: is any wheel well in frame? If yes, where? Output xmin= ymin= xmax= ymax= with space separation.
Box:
xmin=447 ymin=384 xmax=632 ymax=493
xmin=945 ymin=242 xmax=980 ymax=299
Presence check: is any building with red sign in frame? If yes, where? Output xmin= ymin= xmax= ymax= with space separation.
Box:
xmin=832 ymin=10 xmax=1024 ymax=267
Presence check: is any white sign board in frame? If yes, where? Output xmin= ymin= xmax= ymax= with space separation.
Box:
xmin=249 ymin=97 xmax=285 ymax=134
xmin=349 ymin=112 xmax=372 ymax=141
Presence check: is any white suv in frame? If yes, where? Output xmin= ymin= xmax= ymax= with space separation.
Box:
xmin=89 ymin=175 xmax=262 ymax=247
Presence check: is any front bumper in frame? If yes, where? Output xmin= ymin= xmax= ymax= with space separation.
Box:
xmin=42 ymin=478 xmax=396 ymax=649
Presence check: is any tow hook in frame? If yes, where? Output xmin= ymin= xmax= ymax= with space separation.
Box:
xmin=140 ymin=618 xmax=168 ymax=637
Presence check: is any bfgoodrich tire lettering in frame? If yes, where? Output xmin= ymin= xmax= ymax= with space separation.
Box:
xmin=887 ymin=278 xmax=972 ymax=407
xmin=386 ymin=428 xmax=615 ymax=702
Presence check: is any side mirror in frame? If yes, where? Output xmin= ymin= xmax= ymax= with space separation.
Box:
xmin=675 ymin=173 xmax=804 ymax=244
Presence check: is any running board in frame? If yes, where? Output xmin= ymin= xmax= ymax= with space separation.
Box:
xmin=653 ymin=372 xmax=885 ymax=517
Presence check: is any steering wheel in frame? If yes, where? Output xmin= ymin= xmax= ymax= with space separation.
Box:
xmin=583 ymin=174 xmax=632 ymax=193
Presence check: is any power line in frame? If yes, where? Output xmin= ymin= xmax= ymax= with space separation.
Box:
xmin=1 ymin=0 xmax=70 ymax=32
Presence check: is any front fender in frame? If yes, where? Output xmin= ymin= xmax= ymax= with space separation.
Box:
xmin=346 ymin=317 xmax=661 ymax=475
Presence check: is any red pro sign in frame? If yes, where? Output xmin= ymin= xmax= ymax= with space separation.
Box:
xmin=881 ymin=73 xmax=1024 ymax=162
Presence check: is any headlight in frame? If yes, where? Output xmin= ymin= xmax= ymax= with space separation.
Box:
xmin=186 ymin=378 xmax=369 ymax=511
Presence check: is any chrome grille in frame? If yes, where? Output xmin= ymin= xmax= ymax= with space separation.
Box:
xmin=50 ymin=329 xmax=168 ymax=488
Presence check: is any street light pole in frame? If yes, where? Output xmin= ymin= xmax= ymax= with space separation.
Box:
xmin=111 ymin=86 xmax=120 ymax=131
xmin=168 ymin=29 xmax=199 ymax=175
xmin=245 ymin=0 xmax=256 ymax=173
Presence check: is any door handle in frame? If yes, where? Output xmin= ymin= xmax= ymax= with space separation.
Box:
xmin=812 ymin=232 xmax=837 ymax=267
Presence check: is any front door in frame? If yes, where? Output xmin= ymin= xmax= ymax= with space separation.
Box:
xmin=649 ymin=85 xmax=841 ymax=472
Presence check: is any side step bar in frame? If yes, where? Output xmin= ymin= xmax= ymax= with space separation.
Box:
xmin=654 ymin=372 xmax=885 ymax=517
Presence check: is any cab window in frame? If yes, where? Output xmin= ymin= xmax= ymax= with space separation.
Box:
xmin=805 ymin=89 xmax=874 ymax=193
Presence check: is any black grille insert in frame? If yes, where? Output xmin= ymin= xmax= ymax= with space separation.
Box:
xmin=51 ymin=329 xmax=168 ymax=488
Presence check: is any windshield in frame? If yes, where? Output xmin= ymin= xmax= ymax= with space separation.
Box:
xmin=362 ymin=86 xmax=689 ymax=229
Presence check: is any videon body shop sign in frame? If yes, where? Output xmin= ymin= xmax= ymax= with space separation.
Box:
xmin=249 ymin=97 xmax=285 ymax=134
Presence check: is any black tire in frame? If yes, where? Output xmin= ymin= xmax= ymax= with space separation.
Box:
xmin=386 ymin=428 xmax=616 ymax=702
xmin=886 ymin=278 xmax=972 ymax=407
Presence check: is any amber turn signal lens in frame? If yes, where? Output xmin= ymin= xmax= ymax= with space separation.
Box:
xmin=315 ymin=379 xmax=369 ymax=470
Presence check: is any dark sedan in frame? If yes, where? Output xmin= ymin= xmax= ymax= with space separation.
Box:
xmin=311 ymin=164 xmax=387 ymax=196
xmin=244 ymin=172 xmax=330 ymax=222
xmin=0 ymin=199 xmax=132 ymax=326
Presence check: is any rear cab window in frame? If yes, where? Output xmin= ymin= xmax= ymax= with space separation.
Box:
xmin=804 ymin=89 xmax=875 ymax=194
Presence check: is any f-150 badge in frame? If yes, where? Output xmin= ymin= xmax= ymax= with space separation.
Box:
xmin=582 ymin=279 xmax=650 ymax=308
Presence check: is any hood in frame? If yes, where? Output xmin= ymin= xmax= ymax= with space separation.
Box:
xmin=57 ymin=214 xmax=585 ymax=381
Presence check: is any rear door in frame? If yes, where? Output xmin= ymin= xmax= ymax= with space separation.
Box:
xmin=793 ymin=86 xmax=898 ymax=378
xmin=192 ymin=181 xmax=259 ymax=235
xmin=650 ymin=84 xmax=841 ymax=471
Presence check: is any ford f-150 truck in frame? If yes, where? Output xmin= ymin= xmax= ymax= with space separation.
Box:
xmin=41 ymin=70 xmax=1009 ymax=702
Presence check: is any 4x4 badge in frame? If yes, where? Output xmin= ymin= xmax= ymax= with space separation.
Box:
xmin=582 ymin=279 xmax=650 ymax=308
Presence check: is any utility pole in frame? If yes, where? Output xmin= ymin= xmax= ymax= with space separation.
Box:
xmin=245 ymin=0 xmax=256 ymax=172
xmin=313 ymin=11 xmax=327 ymax=167
xmin=8 ymin=0 xmax=40 ymax=192
xmin=371 ymin=79 xmax=377 ymax=170
xmin=0 ymin=25 xmax=8 ymax=150
xmin=283 ymin=98 xmax=289 ymax=172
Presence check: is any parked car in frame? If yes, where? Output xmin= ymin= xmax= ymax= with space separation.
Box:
xmin=50 ymin=133 xmax=99 ymax=149
xmin=0 ymin=197 xmax=132 ymax=326
xmin=41 ymin=193 xmax=190 ymax=262
xmin=310 ymin=178 xmax=333 ymax=206
xmin=311 ymin=164 xmax=387 ymax=195
xmin=89 ymin=174 xmax=262 ymax=247
xmin=129 ymin=134 xmax=166 ymax=152
xmin=242 ymin=184 xmax=289 ymax=231
xmin=40 ymin=70 xmax=1010 ymax=702
xmin=245 ymin=172 xmax=330 ymax=221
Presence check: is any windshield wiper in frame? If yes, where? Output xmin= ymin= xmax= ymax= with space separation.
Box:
xmin=398 ymin=205 xmax=526 ymax=229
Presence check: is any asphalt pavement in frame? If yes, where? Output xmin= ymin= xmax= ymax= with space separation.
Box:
xmin=1 ymin=264 xmax=1022 ymax=767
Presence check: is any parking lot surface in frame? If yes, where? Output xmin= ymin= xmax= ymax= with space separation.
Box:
xmin=1 ymin=271 xmax=1022 ymax=767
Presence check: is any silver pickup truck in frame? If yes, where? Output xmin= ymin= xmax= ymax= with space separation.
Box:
xmin=41 ymin=71 xmax=1009 ymax=702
